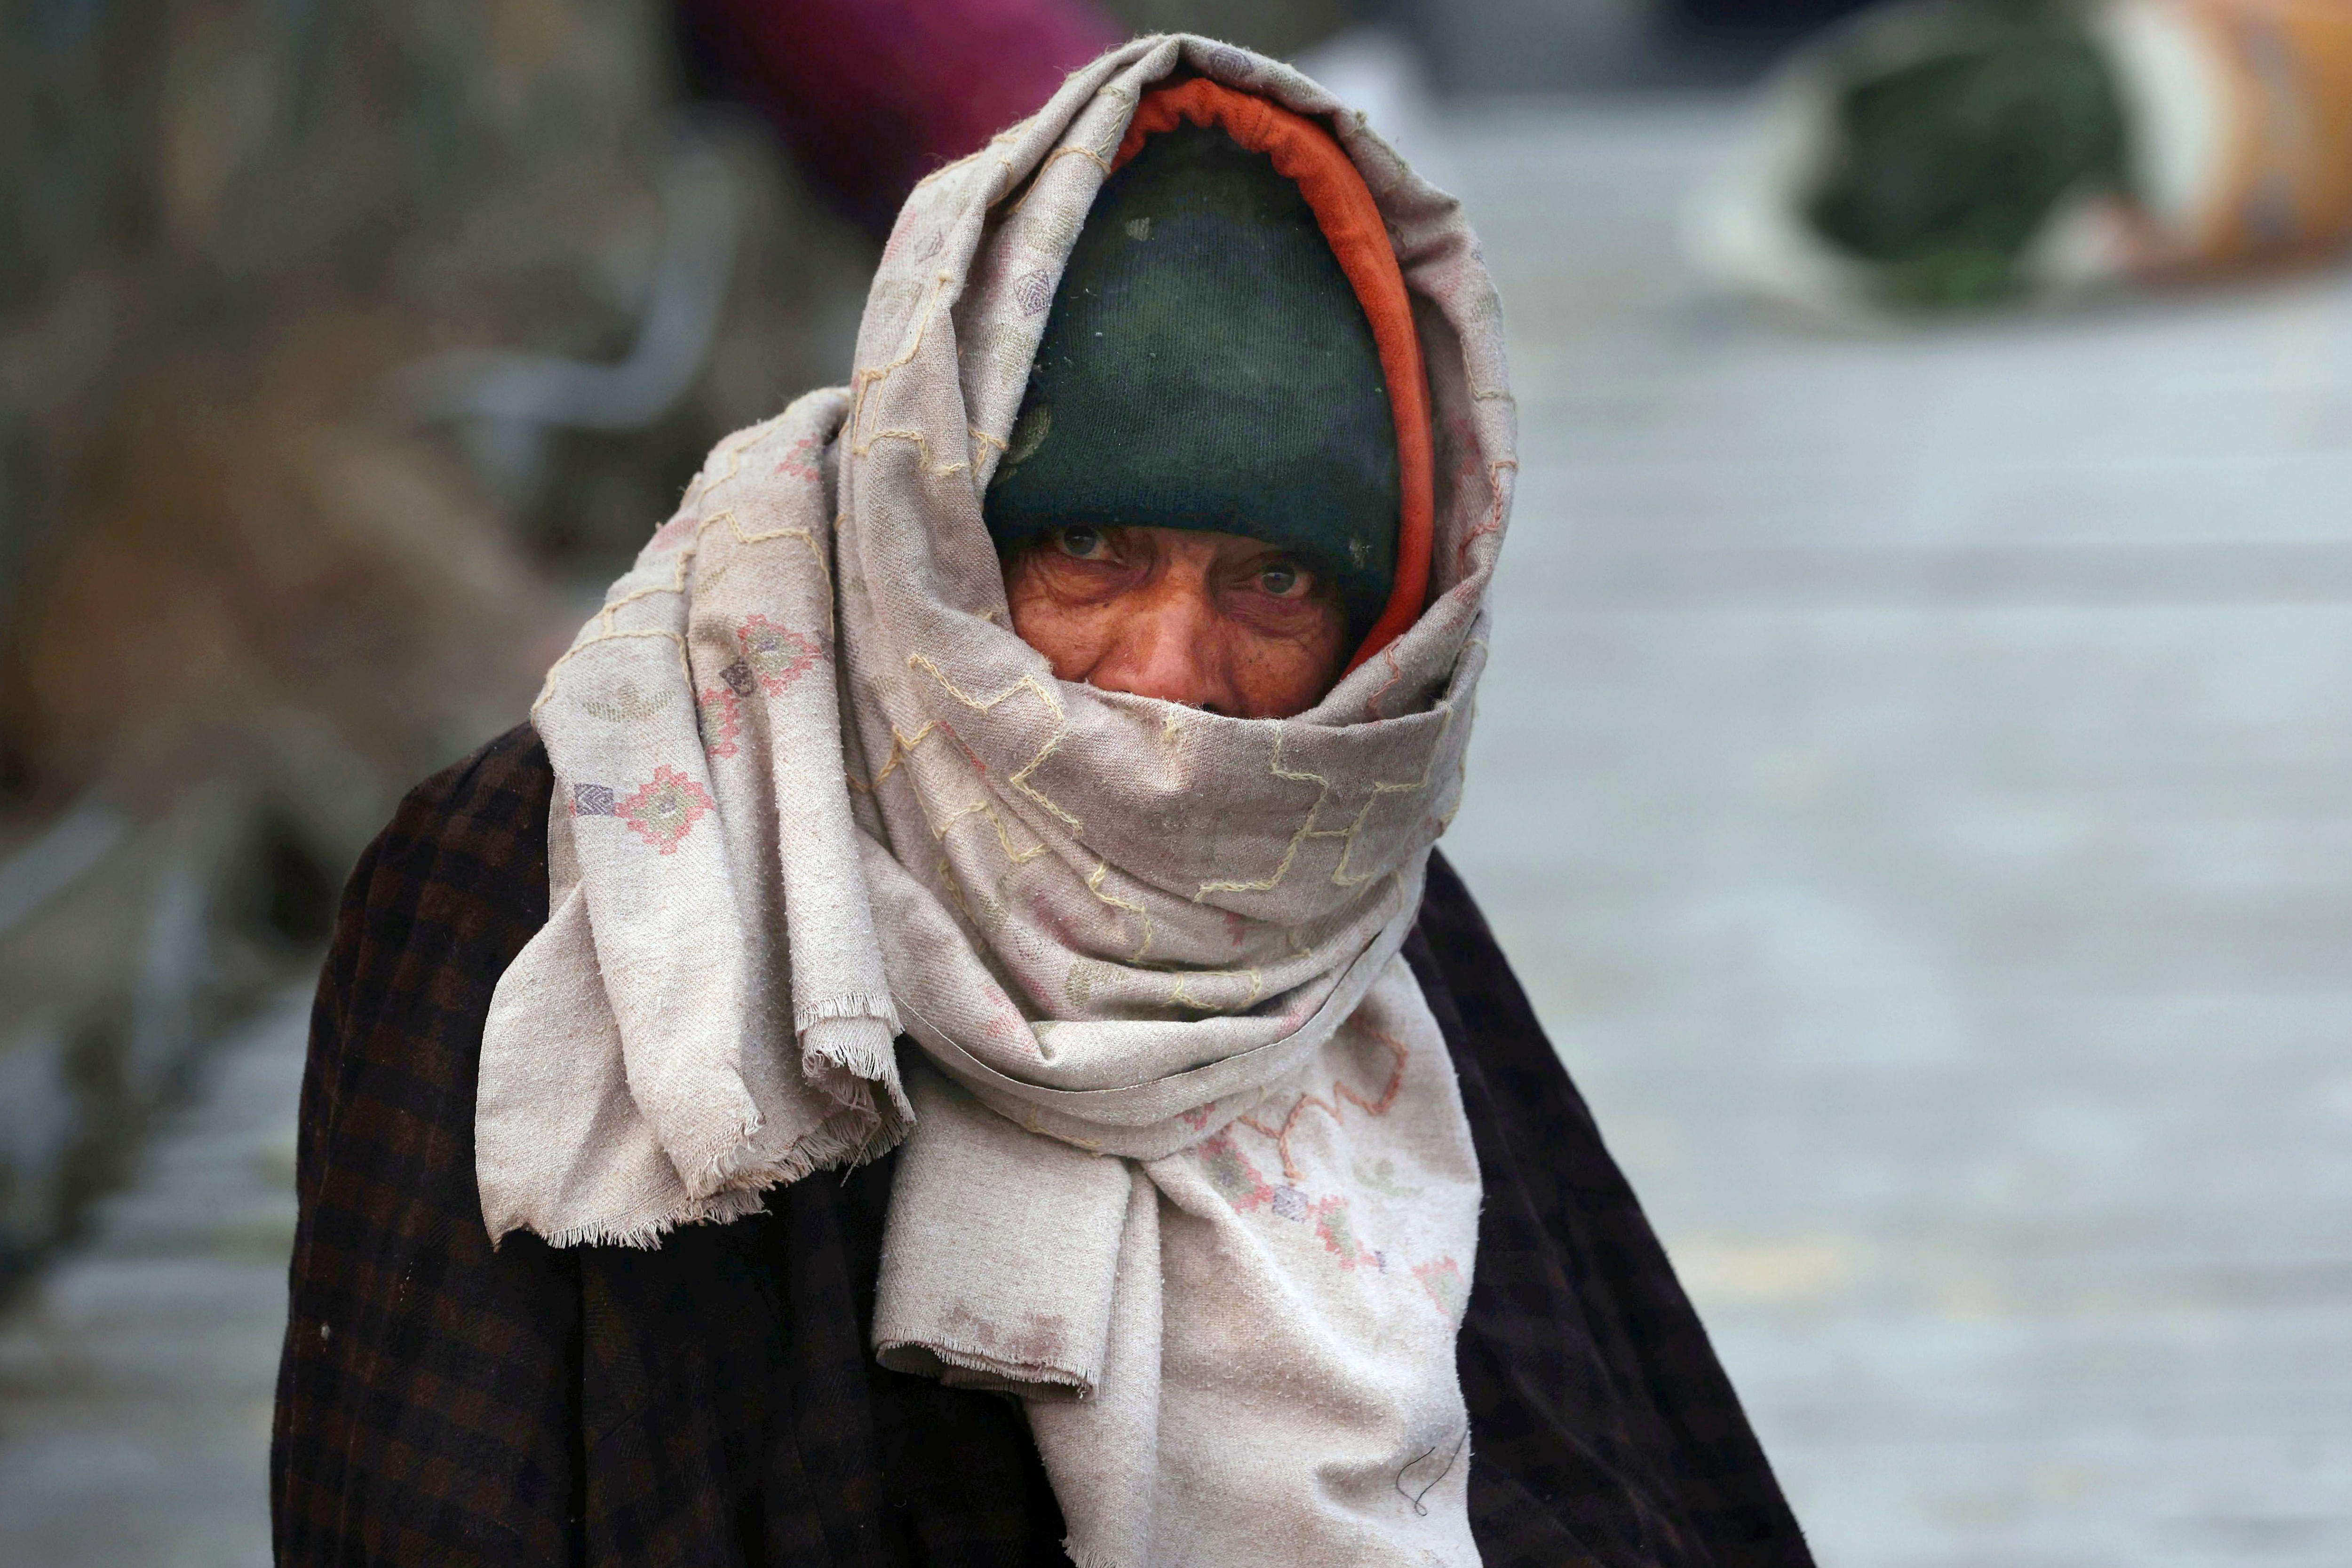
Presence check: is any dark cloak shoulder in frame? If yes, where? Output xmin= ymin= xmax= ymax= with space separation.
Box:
xmin=271 ymin=726 xmax=1813 ymax=1568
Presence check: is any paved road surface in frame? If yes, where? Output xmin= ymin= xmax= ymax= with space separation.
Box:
xmin=2 ymin=96 xmax=2347 ymax=1568
xmin=1436 ymin=102 xmax=2352 ymax=1568
xmin=0 ymin=990 xmax=301 ymax=1566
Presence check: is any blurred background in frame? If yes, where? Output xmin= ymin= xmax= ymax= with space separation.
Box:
xmin=2 ymin=0 xmax=2347 ymax=1562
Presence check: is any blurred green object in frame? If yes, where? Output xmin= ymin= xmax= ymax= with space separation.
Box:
xmin=1805 ymin=0 xmax=2132 ymax=305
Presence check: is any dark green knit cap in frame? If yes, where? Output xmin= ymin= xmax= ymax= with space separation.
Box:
xmin=985 ymin=122 xmax=1399 ymax=637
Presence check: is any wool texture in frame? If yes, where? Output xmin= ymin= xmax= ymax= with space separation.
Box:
xmin=985 ymin=119 xmax=1401 ymax=636
xmin=474 ymin=33 xmax=1517 ymax=1568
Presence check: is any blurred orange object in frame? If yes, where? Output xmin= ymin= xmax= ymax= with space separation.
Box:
xmin=2151 ymin=0 xmax=2352 ymax=272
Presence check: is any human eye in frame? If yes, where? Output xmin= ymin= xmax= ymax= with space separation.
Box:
xmin=1255 ymin=558 xmax=1311 ymax=599
xmin=1055 ymin=525 xmax=1109 ymax=561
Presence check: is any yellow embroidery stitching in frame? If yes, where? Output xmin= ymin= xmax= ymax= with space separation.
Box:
xmin=849 ymin=270 xmax=951 ymax=449
xmin=853 ymin=428 xmax=971 ymax=477
xmin=1194 ymin=731 xmax=1330 ymax=898
xmin=1330 ymin=711 xmax=1451 ymax=888
xmin=673 ymin=420 xmax=761 ymax=516
xmin=540 ymin=427 xmax=844 ymax=714
xmin=869 ymin=720 xmax=941 ymax=788
xmin=1086 ymin=860 xmax=1154 ymax=962
xmin=906 ymin=653 xmax=1081 ymax=834
xmin=1194 ymin=715 xmax=1451 ymax=897
xmin=1167 ymin=966 xmax=1264 ymax=1012
xmin=930 ymin=794 xmax=1050 ymax=865
xmin=1002 ymin=140 xmax=1114 ymax=219
xmin=596 ymin=506 xmax=830 ymax=627
xmin=531 ymin=629 xmax=691 ymax=716
xmin=872 ymin=717 xmax=1050 ymax=868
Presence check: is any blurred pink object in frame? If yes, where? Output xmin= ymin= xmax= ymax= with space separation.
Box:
xmin=681 ymin=0 xmax=1125 ymax=231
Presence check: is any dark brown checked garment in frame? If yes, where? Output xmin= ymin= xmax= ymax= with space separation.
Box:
xmin=271 ymin=725 xmax=1814 ymax=1568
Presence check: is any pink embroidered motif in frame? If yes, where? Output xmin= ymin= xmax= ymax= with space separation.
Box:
xmin=648 ymin=512 xmax=699 ymax=553
xmin=1195 ymin=1134 xmax=1273 ymax=1212
xmin=940 ymin=721 xmax=987 ymax=776
xmin=775 ymin=436 xmax=822 ymax=483
xmin=1366 ymin=644 xmax=1406 ymax=721
xmin=698 ymin=685 xmax=743 ymax=759
xmin=738 ymin=614 xmax=824 ymax=695
xmin=1413 ymin=1256 xmax=1467 ymax=1318
xmin=1030 ymin=896 xmax=1083 ymax=950
xmin=1235 ymin=1026 xmax=1409 ymax=1182
xmin=1310 ymin=1196 xmax=1381 ymax=1270
xmin=617 ymin=766 xmax=715 ymax=855
xmin=1458 ymin=457 xmax=1513 ymax=579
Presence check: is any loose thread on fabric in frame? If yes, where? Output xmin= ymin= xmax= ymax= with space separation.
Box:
xmin=1395 ymin=1425 xmax=1468 ymax=1517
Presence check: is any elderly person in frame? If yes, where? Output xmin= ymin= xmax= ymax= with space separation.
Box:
xmin=272 ymin=39 xmax=1812 ymax=1568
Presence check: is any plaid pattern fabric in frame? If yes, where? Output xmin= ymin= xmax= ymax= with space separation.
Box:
xmin=272 ymin=725 xmax=580 ymax=1567
xmin=273 ymin=727 xmax=1812 ymax=1568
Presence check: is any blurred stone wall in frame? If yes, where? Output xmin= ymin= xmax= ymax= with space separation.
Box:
xmin=0 ymin=0 xmax=874 ymax=1289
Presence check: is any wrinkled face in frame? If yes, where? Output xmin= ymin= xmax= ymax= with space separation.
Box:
xmin=1004 ymin=525 xmax=1348 ymax=720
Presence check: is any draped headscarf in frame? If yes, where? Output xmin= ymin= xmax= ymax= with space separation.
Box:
xmin=477 ymin=34 xmax=1517 ymax=1568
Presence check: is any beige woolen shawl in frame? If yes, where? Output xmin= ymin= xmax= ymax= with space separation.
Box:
xmin=477 ymin=34 xmax=1516 ymax=1568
